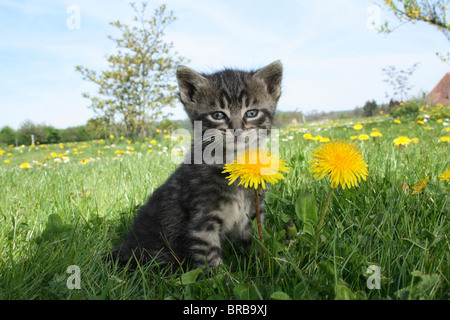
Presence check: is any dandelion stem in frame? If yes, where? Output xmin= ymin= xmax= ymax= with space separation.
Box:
xmin=254 ymin=189 xmax=264 ymax=244
xmin=316 ymin=187 xmax=333 ymax=238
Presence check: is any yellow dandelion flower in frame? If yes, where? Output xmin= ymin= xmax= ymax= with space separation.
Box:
xmin=358 ymin=134 xmax=370 ymax=141
xmin=350 ymin=135 xmax=357 ymax=140
xmin=394 ymin=119 xmax=401 ymax=124
xmin=393 ymin=136 xmax=411 ymax=146
xmin=370 ymin=131 xmax=383 ymax=138
xmin=439 ymin=169 xmax=450 ymax=181
xmin=309 ymin=140 xmax=368 ymax=190
xmin=319 ymin=137 xmax=331 ymax=143
xmin=222 ymin=148 xmax=290 ymax=190
xmin=80 ymin=158 xmax=90 ymax=165
xmin=150 ymin=139 xmax=157 ymax=145
xmin=353 ymin=124 xmax=363 ymax=130
xmin=411 ymin=138 xmax=419 ymax=144
xmin=417 ymin=120 xmax=425 ymax=125
xmin=445 ymin=127 xmax=450 ymax=132
xmin=109 ymin=135 xmax=115 ymax=139
xmin=303 ymin=133 xmax=314 ymax=140
xmin=19 ymin=162 xmax=31 ymax=169
xmin=439 ymin=136 xmax=450 ymax=142
xmin=4 ymin=159 xmax=10 ymax=163
xmin=411 ymin=176 xmax=429 ymax=195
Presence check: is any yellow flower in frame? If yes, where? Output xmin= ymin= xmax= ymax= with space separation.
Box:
xmin=4 ymin=159 xmax=10 ymax=163
xmin=319 ymin=137 xmax=331 ymax=143
xmin=222 ymin=148 xmax=290 ymax=190
xmin=394 ymin=119 xmax=401 ymax=124
xmin=439 ymin=136 xmax=450 ymax=142
xmin=417 ymin=120 xmax=425 ymax=125
xmin=50 ymin=152 xmax=58 ymax=158
xmin=353 ymin=124 xmax=363 ymax=130
xmin=350 ymin=135 xmax=357 ymax=140
xmin=358 ymin=134 xmax=370 ymax=141
xmin=412 ymin=176 xmax=429 ymax=195
xmin=439 ymin=169 xmax=450 ymax=181
xmin=109 ymin=135 xmax=115 ymax=139
xmin=303 ymin=133 xmax=314 ymax=140
xmin=80 ymin=158 xmax=90 ymax=165
xmin=370 ymin=131 xmax=383 ymax=138
xmin=19 ymin=162 xmax=31 ymax=169
xmin=411 ymin=138 xmax=419 ymax=144
xmin=393 ymin=136 xmax=411 ymax=146
xmin=150 ymin=139 xmax=157 ymax=145
xmin=309 ymin=140 xmax=368 ymax=190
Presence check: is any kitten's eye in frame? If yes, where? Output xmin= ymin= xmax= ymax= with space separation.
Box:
xmin=211 ymin=111 xmax=226 ymax=120
xmin=245 ymin=110 xmax=259 ymax=118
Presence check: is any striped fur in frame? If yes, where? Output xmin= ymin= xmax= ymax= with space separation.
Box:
xmin=112 ymin=61 xmax=283 ymax=271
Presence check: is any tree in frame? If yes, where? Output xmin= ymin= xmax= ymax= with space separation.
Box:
xmin=377 ymin=0 xmax=450 ymax=61
xmin=0 ymin=126 xmax=16 ymax=146
xmin=76 ymin=2 xmax=188 ymax=137
xmin=381 ymin=62 xmax=420 ymax=102
xmin=363 ymin=100 xmax=379 ymax=117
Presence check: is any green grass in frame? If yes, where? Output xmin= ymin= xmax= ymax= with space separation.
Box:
xmin=0 ymin=116 xmax=448 ymax=300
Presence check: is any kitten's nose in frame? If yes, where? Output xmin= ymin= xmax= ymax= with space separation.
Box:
xmin=230 ymin=118 xmax=244 ymax=131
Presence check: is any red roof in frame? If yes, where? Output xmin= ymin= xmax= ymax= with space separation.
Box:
xmin=428 ymin=72 xmax=450 ymax=105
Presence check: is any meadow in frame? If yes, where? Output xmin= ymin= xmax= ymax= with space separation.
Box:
xmin=0 ymin=110 xmax=449 ymax=300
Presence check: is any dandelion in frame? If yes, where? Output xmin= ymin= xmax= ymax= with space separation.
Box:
xmin=417 ymin=120 xmax=425 ymax=125
xmin=393 ymin=136 xmax=411 ymax=146
xmin=4 ymin=159 xmax=10 ymax=163
xmin=222 ymin=148 xmax=290 ymax=244
xmin=353 ymin=124 xmax=363 ymax=130
xmin=223 ymin=148 xmax=290 ymax=190
xmin=309 ymin=140 xmax=368 ymax=235
xmin=19 ymin=162 xmax=31 ymax=169
xmin=80 ymin=158 xmax=90 ymax=165
xmin=358 ymin=134 xmax=370 ymax=141
xmin=150 ymin=139 xmax=157 ymax=146
xmin=439 ymin=169 xmax=450 ymax=181
xmin=439 ymin=136 xmax=450 ymax=143
xmin=309 ymin=140 xmax=368 ymax=190
xmin=370 ymin=131 xmax=383 ymax=138
xmin=394 ymin=119 xmax=401 ymax=124
xmin=411 ymin=176 xmax=429 ymax=195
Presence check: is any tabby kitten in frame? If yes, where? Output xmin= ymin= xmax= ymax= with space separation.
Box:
xmin=112 ymin=60 xmax=283 ymax=270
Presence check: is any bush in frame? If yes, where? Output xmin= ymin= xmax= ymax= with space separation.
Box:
xmin=390 ymin=100 xmax=420 ymax=118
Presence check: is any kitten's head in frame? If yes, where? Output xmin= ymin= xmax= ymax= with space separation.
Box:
xmin=176 ymin=61 xmax=282 ymax=161
xmin=176 ymin=61 xmax=283 ymax=131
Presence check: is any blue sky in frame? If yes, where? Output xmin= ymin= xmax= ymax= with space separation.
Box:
xmin=0 ymin=0 xmax=448 ymax=129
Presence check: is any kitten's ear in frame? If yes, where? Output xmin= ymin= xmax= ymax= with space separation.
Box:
xmin=176 ymin=66 xmax=208 ymax=104
xmin=253 ymin=60 xmax=283 ymax=100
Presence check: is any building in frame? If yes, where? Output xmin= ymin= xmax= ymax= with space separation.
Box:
xmin=427 ymin=72 xmax=450 ymax=105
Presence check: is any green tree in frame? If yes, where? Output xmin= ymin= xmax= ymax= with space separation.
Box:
xmin=377 ymin=0 xmax=450 ymax=61
xmin=0 ymin=126 xmax=17 ymax=146
xmin=76 ymin=2 xmax=187 ymax=137
xmin=363 ymin=100 xmax=379 ymax=117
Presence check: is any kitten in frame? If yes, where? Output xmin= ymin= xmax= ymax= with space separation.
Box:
xmin=112 ymin=61 xmax=283 ymax=270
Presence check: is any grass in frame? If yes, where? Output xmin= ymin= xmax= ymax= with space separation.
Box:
xmin=0 ymin=115 xmax=449 ymax=300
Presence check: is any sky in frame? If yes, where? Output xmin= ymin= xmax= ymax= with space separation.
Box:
xmin=0 ymin=0 xmax=449 ymax=129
